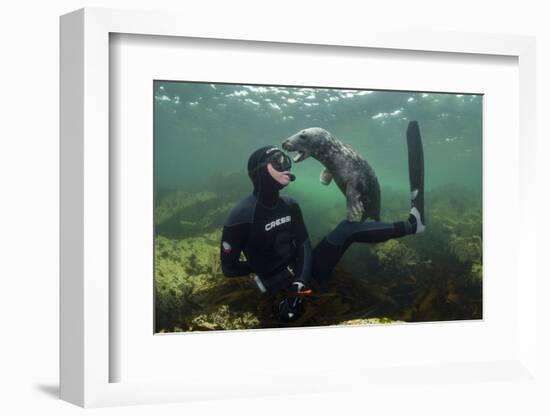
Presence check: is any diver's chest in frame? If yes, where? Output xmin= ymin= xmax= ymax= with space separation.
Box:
xmin=255 ymin=206 xmax=294 ymax=236
xmin=262 ymin=214 xmax=292 ymax=233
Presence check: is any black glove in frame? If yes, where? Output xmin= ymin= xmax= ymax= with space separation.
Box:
xmin=278 ymin=281 xmax=311 ymax=323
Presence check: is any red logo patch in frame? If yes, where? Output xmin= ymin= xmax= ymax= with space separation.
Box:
xmin=222 ymin=241 xmax=232 ymax=253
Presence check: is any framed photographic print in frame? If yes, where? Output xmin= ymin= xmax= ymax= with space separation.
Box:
xmin=60 ymin=7 xmax=538 ymax=408
xmin=151 ymin=80 xmax=483 ymax=334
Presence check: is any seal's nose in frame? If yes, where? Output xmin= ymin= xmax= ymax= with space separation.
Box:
xmin=281 ymin=140 xmax=290 ymax=150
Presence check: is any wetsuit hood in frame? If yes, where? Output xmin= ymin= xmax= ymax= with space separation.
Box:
xmin=247 ymin=146 xmax=286 ymax=207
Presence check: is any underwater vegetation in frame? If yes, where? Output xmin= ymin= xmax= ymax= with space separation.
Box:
xmin=153 ymin=81 xmax=482 ymax=332
xmin=154 ymin=178 xmax=482 ymax=332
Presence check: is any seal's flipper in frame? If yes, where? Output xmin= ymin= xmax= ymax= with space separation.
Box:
xmin=345 ymin=184 xmax=364 ymax=222
xmin=320 ymin=168 xmax=333 ymax=186
xmin=407 ymin=121 xmax=426 ymax=231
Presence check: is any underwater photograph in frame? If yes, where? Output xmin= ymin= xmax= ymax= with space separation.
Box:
xmin=153 ymin=81 xmax=483 ymax=333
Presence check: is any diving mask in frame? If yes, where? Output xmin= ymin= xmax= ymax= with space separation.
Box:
xmin=265 ymin=148 xmax=292 ymax=172
xmin=266 ymin=149 xmax=295 ymax=181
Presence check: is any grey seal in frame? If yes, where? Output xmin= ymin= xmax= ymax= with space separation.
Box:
xmin=282 ymin=127 xmax=381 ymax=222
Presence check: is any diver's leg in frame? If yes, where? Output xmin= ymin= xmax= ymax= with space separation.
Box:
xmin=332 ymin=219 xmax=412 ymax=248
xmin=311 ymin=236 xmax=343 ymax=284
xmin=311 ymin=219 xmax=411 ymax=284
xmin=311 ymin=121 xmax=427 ymax=285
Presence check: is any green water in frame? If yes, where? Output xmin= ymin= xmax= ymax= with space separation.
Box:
xmin=153 ymin=81 xmax=483 ymax=332
xmin=155 ymin=81 xmax=481 ymax=189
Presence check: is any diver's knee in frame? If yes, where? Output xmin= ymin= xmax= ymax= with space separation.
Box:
xmin=326 ymin=220 xmax=355 ymax=246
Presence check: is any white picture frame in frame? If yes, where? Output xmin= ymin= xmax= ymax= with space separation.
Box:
xmin=60 ymin=7 xmax=538 ymax=408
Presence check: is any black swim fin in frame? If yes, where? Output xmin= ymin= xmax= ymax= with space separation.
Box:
xmin=406 ymin=121 xmax=426 ymax=230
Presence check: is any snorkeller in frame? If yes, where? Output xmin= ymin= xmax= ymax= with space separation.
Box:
xmin=220 ymin=146 xmax=311 ymax=306
xmin=220 ymin=121 xmax=426 ymax=323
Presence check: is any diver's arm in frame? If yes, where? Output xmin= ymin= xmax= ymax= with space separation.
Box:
xmin=278 ymin=202 xmax=312 ymax=323
xmin=293 ymin=239 xmax=312 ymax=284
xmin=289 ymin=201 xmax=312 ymax=284
xmin=220 ymin=223 xmax=253 ymax=277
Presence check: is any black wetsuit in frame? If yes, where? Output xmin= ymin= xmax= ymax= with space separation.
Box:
xmin=220 ymin=193 xmax=311 ymax=292
xmin=220 ymin=150 xmax=414 ymax=293
xmin=220 ymin=154 xmax=311 ymax=292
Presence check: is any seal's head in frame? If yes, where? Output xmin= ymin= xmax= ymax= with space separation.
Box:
xmin=282 ymin=127 xmax=334 ymax=162
xmin=247 ymin=146 xmax=294 ymax=193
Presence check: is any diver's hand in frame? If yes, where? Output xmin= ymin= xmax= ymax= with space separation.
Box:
xmin=278 ymin=281 xmax=312 ymax=323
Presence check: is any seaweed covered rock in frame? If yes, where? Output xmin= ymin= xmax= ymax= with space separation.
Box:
xmin=334 ymin=183 xmax=483 ymax=323
xmin=155 ymin=190 xmax=217 ymax=225
xmin=155 ymin=230 xmax=224 ymax=331
xmin=426 ymin=185 xmax=482 ymax=284
xmin=190 ymin=305 xmax=260 ymax=331
xmin=155 ymin=228 xmax=401 ymax=331
xmin=341 ymin=317 xmax=404 ymax=325
xmin=155 ymin=182 xmax=483 ymax=331
xmin=155 ymin=189 xmax=235 ymax=239
xmin=370 ymin=239 xmax=419 ymax=278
